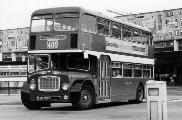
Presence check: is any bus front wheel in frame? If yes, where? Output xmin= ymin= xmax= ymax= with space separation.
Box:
xmin=71 ymin=85 xmax=95 ymax=110
xmin=21 ymin=92 xmax=42 ymax=110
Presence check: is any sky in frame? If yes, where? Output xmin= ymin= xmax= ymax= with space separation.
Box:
xmin=0 ymin=0 xmax=182 ymax=30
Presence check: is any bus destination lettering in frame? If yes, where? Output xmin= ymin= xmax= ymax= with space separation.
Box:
xmin=40 ymin=35 xmax=66 ymax=41
xmin=40 ymin=35 xmax=66 ymax=49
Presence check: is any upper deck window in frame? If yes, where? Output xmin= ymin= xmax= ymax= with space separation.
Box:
xmin=111 ymin=22 xmax=121 ymax=39
xmin=81 ymin=14 xmax=96 ymax=33
xmin=31 ymin=14 xmax=53 ymax=32
xmin=122 ymin=25 xmax=133 ymax=37
xmin=54 ymin=13 xmax=79 ymax=31
xmin=97 ymin=18 xmax=109 ymax=36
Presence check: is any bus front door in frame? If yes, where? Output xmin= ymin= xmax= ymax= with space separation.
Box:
xmin=98 ymin=55 xmax=111 ymax=102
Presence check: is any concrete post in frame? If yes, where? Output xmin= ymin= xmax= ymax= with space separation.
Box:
xmin=12 ymin=52 xmax=16 ymax=62
xmin=174 ymin=40 xmax=179 ymax=51
xmin=0 ymin=53 xmax=2 ymax=61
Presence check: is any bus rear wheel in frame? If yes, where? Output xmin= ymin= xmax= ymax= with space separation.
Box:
xmin=135 ymin=84 xmax=144 ymax=103
xmin=21 ymin=92 xmax=42 ymax=110
xmin=72 ymin=85 xmax=95 ymax=110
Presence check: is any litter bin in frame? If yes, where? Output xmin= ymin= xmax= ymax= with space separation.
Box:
xmin=146 ymin=80 xmax=167 ymax=120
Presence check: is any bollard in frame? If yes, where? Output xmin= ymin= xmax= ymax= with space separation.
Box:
xmin=146 ymin=80 xmax=167 ymax=120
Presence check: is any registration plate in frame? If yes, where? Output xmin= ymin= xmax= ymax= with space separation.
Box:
xmin=37 ymin=96 xmax=61 ymax=101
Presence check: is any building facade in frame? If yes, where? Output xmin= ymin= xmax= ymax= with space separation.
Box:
xmin=0 ymin=27 xmax=29 ymax=62
xmin=0 ymin=28 xmax=29 ymax=94
xmin=116 ymin=8 xmax=182 ymax=85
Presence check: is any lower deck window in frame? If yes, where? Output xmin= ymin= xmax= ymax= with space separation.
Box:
xmin=112 ymin=62 xmax=153 ymax=78
xmin=123 ymin=64 xmax=133 ymax=77
xmin=134 ymin=69 xmax=142 ymax=77
xmin=112 ymin=62 xmax=122 ymax=78
xmin=133 ymin=65 xmax=142 ymax=77
xmin=123 ymin=69 xmax=132 ymax=77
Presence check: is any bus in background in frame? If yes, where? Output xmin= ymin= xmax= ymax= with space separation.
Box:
xmin=21 ymin=7 xmax=154 ymax=110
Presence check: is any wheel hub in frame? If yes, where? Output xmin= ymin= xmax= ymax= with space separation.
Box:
xmin=81 ymin=90 xmax=91 ymax=104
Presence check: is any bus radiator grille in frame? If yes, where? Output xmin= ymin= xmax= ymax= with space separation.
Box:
xmin=38 ymin=76 xmax=60 ymax=92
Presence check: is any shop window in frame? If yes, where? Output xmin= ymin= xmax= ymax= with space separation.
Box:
xmin=137 ymin=16 xmax=144 ymax=18
xmin=180 ymin=21 xmax=182 ymax=26
xmin=154 ymin=42 xmax=165 ymax=48
xmin=178 ymin=40 xmax=182 ymax=46
xmin=165 ymin=20 xmax=169 ymax=26
xmin=165 ymin=11 xmax=173 ymax=17
xmin=179 ymin=11 xmax=182 ymax=15
xmin=165 ymin=41 xmax=173 ymax=47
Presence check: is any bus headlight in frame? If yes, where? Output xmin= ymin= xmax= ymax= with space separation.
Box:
xmin=30 ymin=83 xmax=36 ymax=90
xmin=62 ymin=83 xmax=69 ymax=90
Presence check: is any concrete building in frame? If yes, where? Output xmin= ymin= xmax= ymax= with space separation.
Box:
xmin=0 ymin=28 xmax=28 ymax=94
xmin=0 ymin=27 xmax=29 ymax=63
xmin=116 ymin=8 xmax=182 ymax=85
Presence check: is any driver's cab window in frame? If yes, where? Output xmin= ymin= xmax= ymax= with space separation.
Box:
xmin=35 ymin=55 xmax=49 ymax=70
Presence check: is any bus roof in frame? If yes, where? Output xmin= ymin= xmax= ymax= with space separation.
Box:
xmin=32 ymin=7 xmax=151 ymax=32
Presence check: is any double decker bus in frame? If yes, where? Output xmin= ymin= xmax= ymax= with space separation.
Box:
xmin=21 ymin=7 xmax=154 ymax=110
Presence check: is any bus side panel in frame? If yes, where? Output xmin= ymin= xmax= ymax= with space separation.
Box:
xmin=110 ymin=78 xmax=129 ymax=102
xmin=110 ymin=78 xmax=148 ymax=101
xmin=127 ymin=78 xmax=142 ymax=100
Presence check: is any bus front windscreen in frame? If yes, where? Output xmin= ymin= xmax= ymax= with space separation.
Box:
xmin=31 ymin=14 xmax=53 ymax=32
xmin=31 ymin=13 xmax=78 ymax=32
xmin=28 ymin=54 xmax=49 ymax=73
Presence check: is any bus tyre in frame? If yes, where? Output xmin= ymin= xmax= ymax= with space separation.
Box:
xmin=135 ymin=84 xmax=144 ymax=103
xmin=21 ymin=92 xmax=42 ymax=110
xmin=72 ymin=85 xmax=95 ymax=110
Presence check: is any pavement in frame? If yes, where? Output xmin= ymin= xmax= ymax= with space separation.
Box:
xmin=0 ymin=94 xmax=21 ymax=105
xmin=0 ymin=86 xmax=181 ymax=105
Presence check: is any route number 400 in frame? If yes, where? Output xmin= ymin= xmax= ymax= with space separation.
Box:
xmin=47 ymin=40 xmax=58 ymax=49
